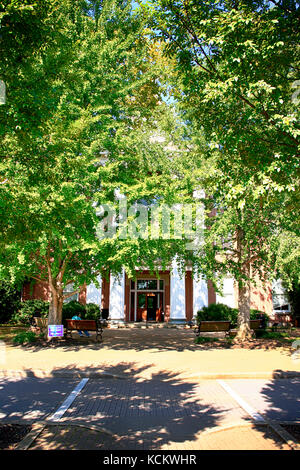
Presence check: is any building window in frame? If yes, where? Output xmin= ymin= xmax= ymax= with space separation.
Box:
xmin=130 ymin=279 xmax=164 ymax=292
xmin=273 ymin=299 xmax=291 ymax=312
xmin=137 ymin=279 xmax=158 ymax=290
xmin=272 ymin=281 xmax=291 ymax=312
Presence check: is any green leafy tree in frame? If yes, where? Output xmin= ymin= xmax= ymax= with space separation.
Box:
xmin=149 ymin=0 xmax=299 ymax=339
xmin=0 ymin=0 xmax=182 ymax=330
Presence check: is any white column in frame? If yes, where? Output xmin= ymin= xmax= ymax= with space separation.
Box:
xmin=86 ymin=275 xmax=102 ymax=305
xmin=109 ymin=269 xmax=125 ymax=325
xmin=170 ymin=259 xmax=186 ymax=324
xmin=193 ymin=274 xmax=208 ymax=318
xmin=216 ymin=278 xmax=236 ymax=308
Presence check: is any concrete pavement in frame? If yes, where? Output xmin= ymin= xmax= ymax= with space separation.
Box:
xmin=0 ymin=329 xmax=299 ymax=380
xmin=0 ymin=329 xmax=299 ymax=450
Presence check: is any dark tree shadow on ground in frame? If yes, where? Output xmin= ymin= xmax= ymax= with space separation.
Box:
xmin=245 ymin=370 xmax=300 ymax=449
xmin=16 ymin=329 xmax=201 ymax=352
xmin=0 ymin=363 xmax=227 ymax=449
xmin=11 ymin=328 xmax=299 ymax=356
xmin=260 ymin=370 xmax=300 ymax=423
xmin=1 ymin=365 xmax=298 ymax=449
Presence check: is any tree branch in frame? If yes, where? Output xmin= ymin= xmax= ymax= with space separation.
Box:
xmin=63 ymin=290 xmax=81 ymax=300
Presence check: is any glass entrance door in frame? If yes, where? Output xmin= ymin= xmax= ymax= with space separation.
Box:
xmin=136 ymin=293 xmax=161 ymax=321
xmin=146 ymin=294 xmax=157 ymax=321
xmin=137 ymin=293 xmax=147 ymax=321
xmin=131 ymin=279 xmax=165 ymax=322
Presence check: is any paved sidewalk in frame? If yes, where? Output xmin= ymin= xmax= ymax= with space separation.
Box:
xmin=23 ymin=422 xmax=290 ymax=450
xmin=1 ymin=329 xmax=299 ymax=380
xmin=1 ymin=329 xmax=299 ymax=450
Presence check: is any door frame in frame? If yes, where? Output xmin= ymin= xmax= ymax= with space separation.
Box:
xmin=127 ymin=273 xmax=170 ymax=322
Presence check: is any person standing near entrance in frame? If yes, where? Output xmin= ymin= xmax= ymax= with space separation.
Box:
xmin=72 ymin=314 xmax=90 ymax=337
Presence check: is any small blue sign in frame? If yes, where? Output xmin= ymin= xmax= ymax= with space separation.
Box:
xmin=48 ymin=325 xmax=64 ymax=337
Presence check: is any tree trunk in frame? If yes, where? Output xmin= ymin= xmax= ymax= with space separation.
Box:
xmin=45 ymin=247 xmax=71 ymax=340
xmin=48 ymin=289 xmax=64 ymax=325
xmin=236 ymin=277 xmax=253 ymax=341
xmin=235 ymin=226 xmax=252 ymax=342
xmin=47 ymin=287 xmax=64 ymax=340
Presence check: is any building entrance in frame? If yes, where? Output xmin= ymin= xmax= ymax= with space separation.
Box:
xmin=130 ymin=279 xmax=165 ymax=322
xmin=137 ymin=292 xmax=164 ymax=322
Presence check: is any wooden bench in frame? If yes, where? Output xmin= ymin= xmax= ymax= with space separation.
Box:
xmin=195 ymin=321 xmax=231 ymax=337
xmin=31 ymin=317 xmax=48 ymax=334
xmin=195 ymin=319 xmax=263 ymax=338
xmin=229 ymin=319 xmax=263 ymax=337
xmin=249 ymin=320 xmax=262 ymax=331
xmin=65 ymin=319 xmax=103 ymax=342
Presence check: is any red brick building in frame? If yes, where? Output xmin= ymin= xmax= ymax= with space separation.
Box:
xmin=22 ymin=261 xmax=273 ymax=325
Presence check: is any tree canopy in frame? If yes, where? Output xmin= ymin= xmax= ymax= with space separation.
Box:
xmin=147 ymin=0 xmax=299 ymax=337
xmin=0 ymin=0 xmax=186 ymax=326
xmin=0 ymin=0 xmax=299 ymax=337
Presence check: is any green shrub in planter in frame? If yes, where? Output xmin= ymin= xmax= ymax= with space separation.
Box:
xmin=250 ymin=309 xmax=263 ymax=317
xmin=62 ymin=301 xmax=100 ymax=322
xmin=85 ymin=303 xmax=100 ymax=320
xmin=255 ymin=330 xmax=289 ymax=340
xmin=10 ymin=300 xmax=49 ymax=325
xmin=197 ymin=304 xmax=269 ymax=329
xmin=197 ymin=303 xmax=239 ymax=327
xmin=250 ymin=310 xmax=269 ymax=329
xmin=62 ymin=300 xmax=86 ymax=323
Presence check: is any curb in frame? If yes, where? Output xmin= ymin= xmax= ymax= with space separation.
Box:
xmin=0 ymin=369 xmax=126 ymax=380
xmin=266 ymin=420 xmax=300 ymax=451
xmin=1 ymin=369 xmax=300 ymax=380
xmin=180 ymin=371 xmax=300 ymax=380
xmin=15 ymin=422 xmax=46 ymax=450
xmin=51 ymin=370 xmax=126 ymax=380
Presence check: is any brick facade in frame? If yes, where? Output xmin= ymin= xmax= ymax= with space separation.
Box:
xmin=22 ymin=270 xmax=273 ymax=319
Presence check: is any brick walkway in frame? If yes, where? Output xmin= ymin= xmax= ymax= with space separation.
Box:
xmin=13 ymin=376 xmax=296 ymax=450
xmin=57 ymin=378 xmax=247 ymax=433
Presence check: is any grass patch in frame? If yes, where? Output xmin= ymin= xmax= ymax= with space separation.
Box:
xmin=256 ymin=331 xmax=290 ymax=340
xmin=195 ymin=336 xmax=220 ymax=344
xmin=283 ymin=337 xmax=300 ymax=344
xmin=0 ymin=326 xmax=28 ymax=343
